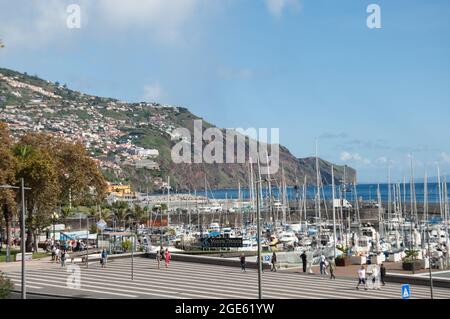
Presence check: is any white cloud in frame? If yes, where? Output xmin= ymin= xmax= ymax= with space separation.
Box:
xmin=441 ymin=152 xmax=450 ymax=164
xmin=95 ymin=0 xmax=200 ymax=44
xmin=340 ymin=151 xmax=371 ymax=165
xmin=0 ymin=0 xmax=219 ymax=49
xmin=265 ymin=0 xmax=302 ymax=18
xmin=375 ymin=157 xmax=396 ymax=165
xmin=0 ymin=0 xmax=70 ymax=49
xmin=142 ymin=83 xmax=164 ymax=102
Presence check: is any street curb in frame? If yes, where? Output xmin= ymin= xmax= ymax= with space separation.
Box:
xmin=9 ymin=290 xmax=86 ymax=299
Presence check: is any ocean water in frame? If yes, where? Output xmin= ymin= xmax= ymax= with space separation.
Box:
xmin=188 ymin=183 xmax=450 ymax=204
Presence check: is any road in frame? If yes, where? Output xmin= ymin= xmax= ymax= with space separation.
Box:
xmin=4 ymin=257 xmax=450 ymax=299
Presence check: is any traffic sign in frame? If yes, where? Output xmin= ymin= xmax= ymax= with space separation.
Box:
xmin=96 ymin=219 xmax=107 ymax=230
xmin=263 ymin=255 xmax=271 ymax=263
xmin=401 ymin=284 xmax=411 ymax=299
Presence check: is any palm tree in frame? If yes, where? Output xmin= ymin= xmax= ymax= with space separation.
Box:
xmin=132 ymin=205 xmax=146 ymax=228
xmin=112 ymin=202 xmax=131 ymax=230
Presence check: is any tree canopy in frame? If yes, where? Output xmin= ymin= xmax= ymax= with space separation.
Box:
xmin=0 ymin=124 xmax=107 ymax=251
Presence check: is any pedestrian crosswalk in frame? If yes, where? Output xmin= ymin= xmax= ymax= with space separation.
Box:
xmin=5 ymin=257 xmax=450 ymax=299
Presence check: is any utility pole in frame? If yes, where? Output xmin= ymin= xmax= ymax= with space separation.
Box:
xmin=20 ymin=178 xmax=26 ymax=299
xmin=132 ymin=222 xmax=134 ymax=281
xmin=1 ymin=180 xmax=31 ymax=299
xmin=86 ymin=217 xmax=89 ymax=269
xmin=256 ymin=178 xmax=262 ymax=299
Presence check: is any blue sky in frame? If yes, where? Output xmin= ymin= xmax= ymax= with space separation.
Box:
xmin=1 ymin=0 xmax=450 ymax=183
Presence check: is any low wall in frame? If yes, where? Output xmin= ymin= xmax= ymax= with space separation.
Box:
xmin=72 ymin=252 xmax=146 ymax=263
xmin=145 ymin=252 xmax=271 ymax=270
xmin=386 ymin=273 xmax=450 ymax=288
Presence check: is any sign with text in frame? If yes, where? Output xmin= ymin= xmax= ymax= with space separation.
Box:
xmin=201 ymin=237 xmax=243 ymax=248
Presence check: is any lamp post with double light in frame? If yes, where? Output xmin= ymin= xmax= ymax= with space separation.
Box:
xmin=51 ymin=212 xmax=59 ymax=246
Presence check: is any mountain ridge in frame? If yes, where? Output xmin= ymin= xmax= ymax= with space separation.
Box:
xmin=0 ymin=67 xmax=356 ymax=190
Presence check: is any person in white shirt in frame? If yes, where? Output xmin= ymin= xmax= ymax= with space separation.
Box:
xmin=371 ymin=266 xmax=380 ymax=290
xmin=319 ymin=254 xmax=326 ymax=275
xmin=55 ymin=247 xmax=60 ymax=262
xmin=356 ymin=265 xmax=368 ymax=290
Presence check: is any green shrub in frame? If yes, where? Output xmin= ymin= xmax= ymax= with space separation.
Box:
xmin=0 ymin=272 xmax=13 ymax=299
xmin=403 ymin=249 xmax=419 ymax=262
xmin=122 ymin=240 xmax=132 ymax=252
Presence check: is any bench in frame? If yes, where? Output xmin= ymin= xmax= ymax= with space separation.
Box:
xmin=15 ymin=252 xmax=33 ymax=261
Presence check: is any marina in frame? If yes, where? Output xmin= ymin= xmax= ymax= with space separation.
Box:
xmin=98 ymin=162 xmax=450 ymax=277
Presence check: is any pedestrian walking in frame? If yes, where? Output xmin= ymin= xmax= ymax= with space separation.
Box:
xmin=101 ymin=249 xmax=108 ymax=268
xmin=258 ymin=255 xmax=265 ymax=273
xmin=319 ymin=253 xmax=326 ymax=275
xmin=55 ymin=247 xmax=60 ymax=262
xmin=371 ymin=265 xmax=380 ymax=290
xmin=60 ymin=250 xmax=66 ymax=267
xmin=158 ymin=246 xmax=165 ymax=268
xmin=328 ymin=258 xmax=336 ymax=280
xmin=300 ymin=251 xmax=307 ymax=273
xmin=380 ymin=263 xmax=386 ymax=286
xmin=156 ymin=249 xmax=161 ymax=269
xmin=240 ymin=253 xmax=246 ymax=272
xmin=164 ymin=248 xmax=171 ymax=268
xmin=51 ymin=245 xmax=56 ymax=262
xmin=323 ymin=257 xmax=329 ymax=275
xmin=271 ymin=252 xmax=277 ymax=272
xmin=356 ymin=265 xmax=368 ymax=290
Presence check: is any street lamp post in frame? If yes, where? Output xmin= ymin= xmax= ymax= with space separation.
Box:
xmin=86 ymin=217 xmax=89 ymax=268
xmin=51 ymin=212 xmax=59 ymax=246
xmin=253 ymin=175 xmax=276 ymax=300
xmin=131 ymin=222 xmax=134 ymax=281
xmin=255 ymin=180 xmax=262 ymax=300
xmin=0 ymin=178 xmax=31 ymax=299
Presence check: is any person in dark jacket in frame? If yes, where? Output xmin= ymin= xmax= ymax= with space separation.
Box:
xmin=60 ymin=250 xmax=66 ymax=268
xmin=271 ymin=252 xmax=277 ymax=272
xmin=240 ymin=253 xmax=246 ymax=272
xmin=300 ymin=251 xmax=307 ymax=273
xmin=101 ymin=249 xmax=108 ymax=268
xmin=380 ymin=263 xmax=386 ymax=286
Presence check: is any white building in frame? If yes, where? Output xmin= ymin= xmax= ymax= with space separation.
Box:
xmin=135 ymin=147 xmax=159 ymax=158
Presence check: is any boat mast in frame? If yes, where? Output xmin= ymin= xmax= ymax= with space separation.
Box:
xmin=167 ymin=176 xmax=170 ymax=228
xmin=257 ymin=156 xmax=264 ymax=224
xmin=282 ymin=166 xmax=288 ymax=225
xmin=303 ymin=176 xmax=307 ymax=225
xmin=403 ymin=176 xmax=407 ymax=218
xmin=332 ymin=165 xmax=337 ymax=259
xmin=315 ymin=139 xmax=321 ymax=224
xmin=438 ymin=166 xmax=443 ymax=220
xmin=424 ymin=170 xmax=428 ymax=224
xmin=266 ymin=152 xmax=273 ymax=224
xmin=444 ymin=177 xmax=449 ymax=255
xmin=354 ymin=180 xmax=360 ymax=223
xmin=249 ymin=158 xmax=255 ymax=224
xmin=377 ymin=184 xmax=384 ymax=238
xmin=388 ymin=164 xmax=392 ymax=231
